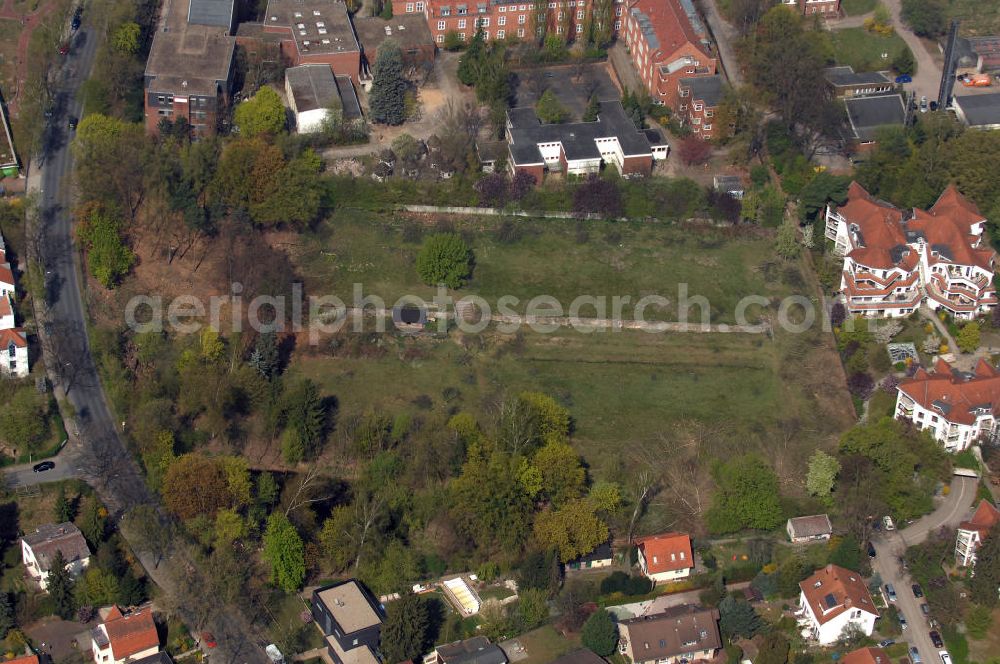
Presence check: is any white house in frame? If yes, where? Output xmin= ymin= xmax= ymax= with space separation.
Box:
xmin=91 ymin=605 xmax=160 ymax=664
xmin=787 ymin=515 xmax=833 ymax=543
xmin=0 ymin=234 xmax=28 ymax=378
xmin=567 ymin=541 xmax=613 ymax=571
xmin=955 ymin=499 xmax=1000 ymax=567
xmin=21 ymin=522 xmax=92 ymax=590
xmin=798 ymin=564 xmax=879 ymax=645
xmin=896 ymin=357 xmax=1000 ymax=452
xmin=825 ymin=183 xmax=996 ymax=319
xmin=284 ymin=65 xmax=361 ymax=134
xmin=635 ymin=532 xmax=693 ymax=584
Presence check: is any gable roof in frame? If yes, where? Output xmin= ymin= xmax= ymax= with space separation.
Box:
xmin=787 ymin=514 xmax=833 ymax=538
xmin=0 ymin=327 xmax=27 ymax=349
xmin=799 ymin=564 xmax=878 ymax=626
xmin=22 ymin=522 xmax=91 ymax=571
xmin=636 ymin=532 xmax=693 ymax=574
xmin=958 ymin=499 xmax=1000 ymax=539
xmin=7 ymin=655 xmax=40 ymax=664
xmin=435 ymin=636 xmax=507 ymax=664
xmin=101 ymin=605 xmax=159 ymax=661
xmin=843 ymin=647 xmax=890 ymax=664
xmin=628 ymin=0 xmax=710 ymax=62
xmin=570 ymin=541 xmax=613 ymax=565
xmin=550 ymin=649 xmax=606 ymax=664
xmin=898 ymin=359 xmax=1000 ymax=426
xmin=620 ymin=604 xmax=721 ymax=661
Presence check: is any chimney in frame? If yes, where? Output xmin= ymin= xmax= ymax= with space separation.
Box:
xmin=826 ymin=563 xmax=833 ymax=573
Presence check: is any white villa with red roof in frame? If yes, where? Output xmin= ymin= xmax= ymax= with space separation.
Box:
xmin=955 ymin=499 xmax=1000 ymax=567
xmin=825 ymin=182 xmax=997 ymax=319
xmin=91 ymin=605 xmax=160 ymax=664
xmin=635 ymin=532 xmax=693 ymax=583
xmin=0 ymin=233 xmax=27 ymax=377
xmin=896 ymin=357 xmax=1000 ymax=451
xmin=797 ymin=564 xmax=878 ymax=645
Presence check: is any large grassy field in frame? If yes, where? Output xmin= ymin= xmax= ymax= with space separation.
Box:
xmin=289 ymin=211 xmax=856 ymax=490
xmin=294 ymin=210 xmax=791 ymax=325
xmin=830 ymin=27 xmax=913 ymax=73
xmin=950 ymin=0 xmax=1000 ymax=37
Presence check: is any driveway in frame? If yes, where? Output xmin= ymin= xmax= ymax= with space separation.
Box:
xmin=879 ymin=0 xmax=942 ymax=101
xmin=696 ymin=0 xmax=743 ymax=87
xmin=2 ymin=444 xmax=82 ymax=489
xmin=870 ymin=475 xmax=978 ymax=663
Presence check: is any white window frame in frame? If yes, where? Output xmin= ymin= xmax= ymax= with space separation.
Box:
xmin=497 ymin=29 xmax=505 ymax=38
xmin=498 ymin=15 xmax=506 ymax=25
xmin=438 ymin=20 xmax=446 ymax=29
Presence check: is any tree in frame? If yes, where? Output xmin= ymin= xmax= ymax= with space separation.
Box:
xmin=369 ymin=40 xmax=407 ymax=125
xmin=581 ymin=608 xmax=618 ymax=656
xmin=706 ymin=454 xmax=783 ymax=534
xmin=391 ymin=133 xmax=423 ymax=163
xmin=510 ymin=170 xmax=537 ymax=200
xmin=957 ymin=322 xmax=980 ymax=353
xmin=458 ymin=29 xmax=486 ymax=85
xmin=775 ymin=220 xmax=800 ymax=259
xmin=0 ymin=591 xmax=13 ymax=639
xmin=475 ymin=172 xmax=509 ymax=207
xmin=719 ymin=595 xmax=763 ymax=640
xmin=678 ymin=136 xmax=712 ymax=166
xmin=583 ymin=95 xmax=601 ymax=122
xmin=111 ymin=22 xmax=141 ymax=55
xmin=54 ymin=485 xmax=73 ymax=522
xmin=282 ymin=379 xmax=327 ymax=461
xmin=250 ymin=331 xmax=280 ymax=378
xmin=78 ymin=497 xmax=108 ymax=547
xmin=262 ymin=512 xmax=306 ymax=592
xmin=47 ymin=551 xmax=76 ymax=619
xmin=806 ymin=450 xmax=840 ymax=501
xmin=76 ymin=208 xmax=136 ymax=288
xmin=380 ymin=592 xmax=430 ymax=662
xmin=829 ymin=536 xmax=864 ymax=573
xmin=444 ymin=30 xmax=465 ymax=51
xmin=162 ymin=454 xmax=233 ymax=520
xmin=536 ymin=90 xmax=569 ymax=124
xmin=573 ymin=174 xmax=622 ymax=218
xmin=516 ymin=587 xmax=550 ymax=629
xmin=532 ymin=441 xmax=585 ymax=505
xmin=75 ymin=567 xmax=120 ymax=607
xmin=533 ymin=498 xmax=608 ymax=563
xmin=416 ymin=233 xmax=473 ymax=288
xmin=234 ymin=87 xmax=286 ymax=137
xmin=0 ymin=387 xmax=49 ymax=454
xmin=970 ymin=529 xmax=1000 ymax=607
xmin=893 ymin=47 xmax=916 ymax=76
xmin=450 ymin=448 xmax=533 ymax=553
xmin=901 ymin=0 xmax=946 ymax=37
xmin=757 ymin=632 xmax=790 ymax=664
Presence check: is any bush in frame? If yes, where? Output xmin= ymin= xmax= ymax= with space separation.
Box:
xmin=581 ymin=609 xmax=618 ymax=656
xmin=625 ymin=575 xmax=652 ymax=596
xmin=415 ymin=233 xmax=473 ymax=288
xmin=599 ymin=571 xmax=629 ymax=595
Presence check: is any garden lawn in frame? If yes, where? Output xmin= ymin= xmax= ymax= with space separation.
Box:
xmin=967 ymin=607 xmax=1000 ymax=663
xmin=511 ymin=625 xmax=580 ymax=664
xmin=829 ymin=28 xmax=912 ymax=74
xmin=841 ymin=0 xmax=877 ymax=15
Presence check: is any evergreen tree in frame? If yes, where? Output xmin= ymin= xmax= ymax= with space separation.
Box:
xmin=54 ymin=485 xmax=73 ymax=522
xmin=719 ymin=595 xmax=763 ymax=640
xmin=583 ymin=95 xmax=600 ymax=122
xmin=282 ymin=379 xmax=326 ymax=460
xmin=369 ymin=40 xmax=407 ymax=125
xmin=0 ymin=591 xmax=12 ymax=639
xmin=458 ymin=29 xmax=486 ymax=85
xmin=47 ymin=551 xmax=76 ymax=619
xmin=581 ymin=608 xmax=618 ymax=656
xmin=250 ymin=331 xmax=280 ymax=378
xmin=380 ymin=592 xmax=430 ymax=662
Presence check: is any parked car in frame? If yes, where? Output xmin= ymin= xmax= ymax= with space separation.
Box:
xmin=920 ymin=96 xmax=929 ymax=113
xmin=921 ymin=603 xmax=930 ymax=615
xmin=868 ymin=541 xmax=877 ymax=558
xmin=912 ymin=583 xmax=924 ymax=598
xmin=911 ymin=647 xmax=922 ymax=664
xmin=68 ymin=116 xmax=78 ymax=130
xmin=878 ymin=640 xmax=896 ymax=648
xmin=930 ymin=631 xmax=944 ymax=648
xmin=71 ymin=7 xmax=82 ymax=30
xmin=32 ymin=461 xmax=55 ymax=472
xmin=883 ymin=515 xmax=896 ymax=531
xmin=895 ymin=74 xmax=912 ymax=83
xmin=885 ymin=584 xmax=897 ymax=602
xmin=940 ymin=652 xmax=952 ymax=664
xmin=899 ymin=615 xmax=908 ymax=630
xmin=200 ymin=632 xmax=217 ymax=648
xmin=930 ymin=101 xmax=939 ymax=111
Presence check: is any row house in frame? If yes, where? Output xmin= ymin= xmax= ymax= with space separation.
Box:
xmin=395 ymin=0 xmax=616 ymax=45
xmin=506 ymin=101 xmax=667 ymax=182
xmin=797 ymin=564 xmax=878 ymax=645
xmin=621 ymin=0 xmax=716 ymax=111
xmin=896 ymin=357 xmax=1000 ymax=452
xmin=825 ymin=182 xmax=997 ymax=319
xmin=955 ymin=499 xmax=1000 ymax=567
xmin=780 ymin=0 xmax=841 ymax=16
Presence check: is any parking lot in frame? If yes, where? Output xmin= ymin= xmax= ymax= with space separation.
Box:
xmin=511 ymin=62 xmax=620 ymax=118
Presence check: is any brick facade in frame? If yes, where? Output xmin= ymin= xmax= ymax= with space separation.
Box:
xmin=780 ymin=0 xmax=840 ymax=16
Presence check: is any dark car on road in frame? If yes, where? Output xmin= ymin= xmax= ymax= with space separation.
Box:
xmin=71 ymin=8 xmax=81 ymax=30
xmin=912 ymin=583 xmax=924 ymax=598
xmin=921 ymin=603 xmax=931 ymax=615
xmin=32 ymin=461 xmax=55 ymax=472
xmin=867 ymin=541 xmax=877 ymax=558
xmin=68 ymin=116 xmax=78 ymax=130
xmin=878 ymin=640 xmax=895 ymax=648
xmin=910 ymin=647 xmax=922 ymax=664
xmin=930 ymin=631 xmax=944 ymax=648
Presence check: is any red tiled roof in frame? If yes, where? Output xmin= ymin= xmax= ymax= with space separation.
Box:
xmin=838 ymin=183 xmax=910 ymax=271
xmin=637 ymin=532 xmax=693 ymax=574
xmin=628 ymin=0 xmax=711 ymax=62
xmin=0 ymin=263 xmax=13 ymax=286
xmin=0 ymin=296 xmax=12 ymax=318
xmin=799 ymin=564 xmax=878 ymax=626
xmin=0 ymin=327 xmax=26 ymax=349
xmin=104 ymin=605 xmax=159 ymax=660
xmin=898 ymin=358 xmax=1000 ymax=426
xmin=959 ymin=499 xmax=1000 ymax=539
xmin=843 ymin=647 xmax=890 ymax=664
xmin=7 ymin=656 xmax=40 ymax=664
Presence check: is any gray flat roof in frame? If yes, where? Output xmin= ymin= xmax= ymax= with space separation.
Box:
xmin=287 ymin=64 xmax=340 ymax=112
xmin=146 ymin=0 xmax=235 ymax=96
xmin=187 ymin=0 xmax=234 ymax=28
xmin=353 ymin=15 xmax=433 ymax=52
xmin=265 ymin=0 xmax=360 ymax=56
xmin=955 ymin=93 xmax=1000 ymax=127
xmin=315 ymin=582 xmax=382 ymax=634
xmin=845 ymin=94 xmax=906 ymax=141
xmin=507 ymin=100 xmax=653 ymax=166
xmin=679 ymin=74 xmax=724 ymax=106
xmin=335 ymin=75 xmax=362 ymax=119
xmin=824 ymin=66 xmax=892 ymax=88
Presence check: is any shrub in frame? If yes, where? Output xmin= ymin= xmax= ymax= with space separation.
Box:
xmin=581 ymin=609 xmax=618 ymax=656
xmin=599 ymin=571 xmax=629 ymax=595
xmin=415 ymin=233 xmax=473 ymax=288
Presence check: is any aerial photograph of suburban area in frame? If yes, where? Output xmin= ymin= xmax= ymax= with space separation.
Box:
xmin=5 ymin=0 xmax=1000 ymax=661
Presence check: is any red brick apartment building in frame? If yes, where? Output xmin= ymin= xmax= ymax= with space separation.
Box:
xmin=392 ymin=0 xmax=619 ymax=45
xmin=621 ymin=0 xmax=716 ymax=112
xmin=262 ymin=0 xmax=362 ymax=83
xmin=677 ymin=74 xmax=722 ymax=139
xmin=780 ymin=0 xmax=841 ymax=17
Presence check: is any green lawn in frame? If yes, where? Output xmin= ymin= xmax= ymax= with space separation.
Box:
xmin=829 ymin=27 xmax=912 ymax=74
xmin=950 ymin=0 xmax=1000 ymax=37
xmin=512 ymin=625 xmax=581 ymax=664
xmin=841 ymin=0 xmax=877 ymax=15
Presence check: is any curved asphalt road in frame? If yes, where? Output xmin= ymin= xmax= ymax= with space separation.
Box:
xmin=16 ymin=16 xmax=269 ymax=664
xmin=871 ymin=475 xmax=978 ymax=664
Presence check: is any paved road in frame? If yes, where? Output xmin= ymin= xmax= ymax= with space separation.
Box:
xmin=879 ymin=0 xmax=942 ymax=102
xmin=697 ymin=0 xmax=743 ymax=87
xmin=2 ymin=445 xmax=81 ymax=489
xmin=24 ymin=16 xmax=270 ymax=664
xmin=871 ymin=475 xmax=978 ymax=664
